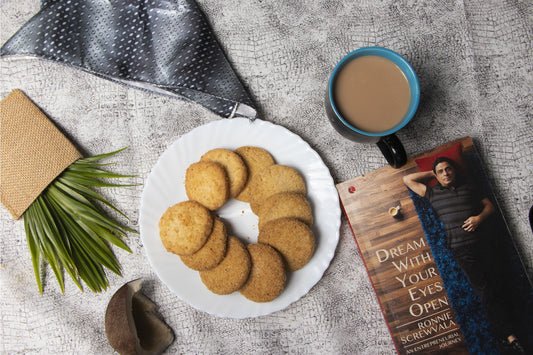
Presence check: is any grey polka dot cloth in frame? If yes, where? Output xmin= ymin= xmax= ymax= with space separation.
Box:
xmin=1 ymin=0 xmax=256 ymax=119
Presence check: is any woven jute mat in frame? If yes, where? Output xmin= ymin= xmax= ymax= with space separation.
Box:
xmin=1 ymin=89 xmax=82 ymax=219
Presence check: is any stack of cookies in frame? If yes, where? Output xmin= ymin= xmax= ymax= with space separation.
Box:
xmin=158 ymin=147 xmax=315 ymax=303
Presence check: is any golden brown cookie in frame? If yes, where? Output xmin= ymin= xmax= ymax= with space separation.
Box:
xmin=234 ymin=146 xmax=275 ymax=202
xmin=200 ymin=148 xmax=248 ymax=198
xmin=159 ymin=201 xmax=213 ymax=256
xmin=179 ymin=218 xmax=228 ymax=271
xmin=240 ymin=243 xmax=286 ymax=303
xmin=248 ymin=164 xmax=307 ymax=214
xmin=257 ymin=192 xmax=313 ymax=229
xmin=258 ymin=218 xmax=315 ymax=272
xmin=199 ymin=236 xmax=251 ymax=295
xmin=185 ymin=161 xmax=229 ymax=211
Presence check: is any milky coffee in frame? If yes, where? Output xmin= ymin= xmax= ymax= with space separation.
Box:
xmin=333 ymin=55 xmax=411 ymax=134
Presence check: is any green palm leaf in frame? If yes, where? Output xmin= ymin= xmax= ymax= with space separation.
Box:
xmin=23 ymin=148 xmax=137 ymax=294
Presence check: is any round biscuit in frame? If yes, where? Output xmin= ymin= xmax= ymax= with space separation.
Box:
xmin=201 ymin=148 xmax=248 ymax=198
xmin=185 ymin=161 xmax=229 ymax=210
xmin=199 ymin=236 xmax=251 ymax=295
xmin=257 ymin=217 xmax=315 ymax=272
xmin=257 ymin=192 xmax=313 ymax=229
xmin=159 ymin=201 xmax=213 ymax=256
xmin=180 ymin=218 xmax=228 ymax=271
xmin=234 ymin=146 xmax=275 ymax=202
xmin=240 ymin=243 xmax=286 ymax=303
xmin=249 ymin=164 xmax=306 ymax=214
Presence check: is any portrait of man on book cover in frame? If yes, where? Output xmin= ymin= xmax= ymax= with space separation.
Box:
xmin=403 ymin=140 xmax=532 ymax=354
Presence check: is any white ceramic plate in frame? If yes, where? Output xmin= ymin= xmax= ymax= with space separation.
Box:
xmin=139 ymin=118 xmax=340 ymax=318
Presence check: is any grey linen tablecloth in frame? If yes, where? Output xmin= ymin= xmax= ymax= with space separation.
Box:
xmin=1 ymin=0 xmax=532 ymax=353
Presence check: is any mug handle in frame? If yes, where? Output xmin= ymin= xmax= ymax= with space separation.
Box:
xmin=376 ymin=134 xmax=407 ymax=168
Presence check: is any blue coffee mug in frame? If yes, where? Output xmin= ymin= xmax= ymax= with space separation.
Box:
xmin=325 ymin=47 xmax=420 ymax=168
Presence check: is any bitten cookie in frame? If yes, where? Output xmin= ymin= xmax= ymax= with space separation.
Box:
xmin=234 ymin=146 xmax=275 ymax=202
xmin=249 ymin=164 xmax=306 ymax=213
xmin=200 ymin=148 xmax=248 ymax=198
xmin=257 ymin=192 xmax=313 ymax=229
xmin=199 ymin=236 xmax=252 ymax=295
xmin=240 ymin=243 xmax=286 ymax=302
xmin=159 ymin=201 xmax=213 ymax=256
xmin=258 ymin=218 xmax=315 ymax=272
xmin=185 ymin=161 xmax=229 ymax=210
xmin=180 ymin=218 xmax=228 ymax=271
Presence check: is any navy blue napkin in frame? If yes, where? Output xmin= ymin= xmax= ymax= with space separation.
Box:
xmin=1 ymin=0 xmax=256 ymax=118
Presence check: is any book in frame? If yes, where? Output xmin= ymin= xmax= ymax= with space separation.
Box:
xmin=336 ymin=137 xmax=532 ymax=354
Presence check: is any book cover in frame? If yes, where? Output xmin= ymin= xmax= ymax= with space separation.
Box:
xmin=336 ymin=137 xmax=532 ymax=354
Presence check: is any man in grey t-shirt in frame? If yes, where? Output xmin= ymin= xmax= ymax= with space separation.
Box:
xmin=403 ymin=157 xmax=524 ymax=354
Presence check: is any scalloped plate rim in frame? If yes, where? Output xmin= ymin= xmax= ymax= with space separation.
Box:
xmin=139 ymin=118 xmax=341 ymax=318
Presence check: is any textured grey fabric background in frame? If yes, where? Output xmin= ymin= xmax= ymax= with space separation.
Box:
xmin=1 ymin=0 xmax=532 ymax=354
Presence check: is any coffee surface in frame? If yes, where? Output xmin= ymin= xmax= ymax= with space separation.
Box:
xmin=333 ymin=55 xmax=411 ymax=133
